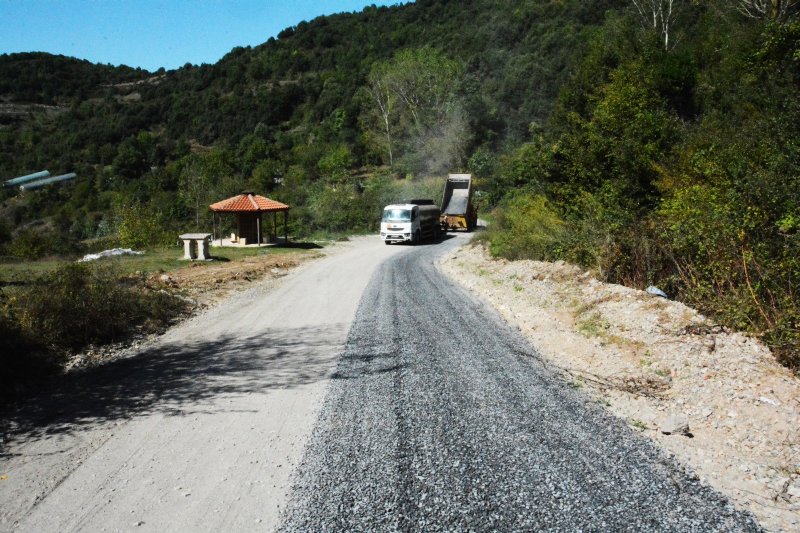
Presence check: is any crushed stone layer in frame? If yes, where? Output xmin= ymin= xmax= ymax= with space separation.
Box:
xmin=439 ymin=242 xmax=800 ymax=532
xmin=281 ymin=234 xmax=760 ymax=531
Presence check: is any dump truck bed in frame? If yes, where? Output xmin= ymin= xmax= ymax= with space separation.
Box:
xmin=441 ymin=174 xmax=471 ymax=215
xmin=440 ymin=173 xmax=477 ymax=231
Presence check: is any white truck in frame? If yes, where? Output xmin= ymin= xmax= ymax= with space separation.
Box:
xmin=380 ymin=200 xmax=441 ymax=245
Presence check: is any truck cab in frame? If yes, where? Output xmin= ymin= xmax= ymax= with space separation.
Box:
xmin=380 ymin=201 xmax=441 ymax=245
xmin=380 ymin=204 xmax=418 ymax=244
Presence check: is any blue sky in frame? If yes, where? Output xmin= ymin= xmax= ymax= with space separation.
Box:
xmin=1 ymin=1 xmax=403 ymax=72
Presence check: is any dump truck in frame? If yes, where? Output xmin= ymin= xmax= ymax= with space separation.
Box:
xmin=440 ymin=173 xmax=477 ymax=231
xmin=380 ymin=199 xmax=441 ymax=245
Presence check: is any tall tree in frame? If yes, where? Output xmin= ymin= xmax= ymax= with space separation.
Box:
xmin=363 ymin=47 xmax=467 ymax=173
xmin=367 ymin=64 xmax=396 ymax=167
xmin=631 ymin=0 xmax=682 ymax=50
xmin=385 ymin=47 xmax=463 ymax=133
xmin=178 ymin=158 xmax=212 ymax=228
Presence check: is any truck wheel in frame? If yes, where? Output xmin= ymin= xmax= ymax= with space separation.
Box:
xmin=413 ymin=231 xmax=420 ymax=245
xmin=384 ymin=240 xmax=391 ymax=245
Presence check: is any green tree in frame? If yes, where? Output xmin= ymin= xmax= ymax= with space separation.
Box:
xmin=365 ymin=63 xmax=397 ymax=166
xmin=363 ymin=47 xmax=467 ymax=174
xmin=178 ymin=157 xmax=212 ymax=227
xmin=116 ymin=201 xmax=168 ymax=248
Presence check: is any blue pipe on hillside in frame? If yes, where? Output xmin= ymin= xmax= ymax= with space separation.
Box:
xmin=4 ymin=170 xmax=50 ymax=186
xmin=20 ymin=173 xmax=77 ymax=190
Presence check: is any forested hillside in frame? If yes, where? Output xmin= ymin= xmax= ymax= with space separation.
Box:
xmin=0 ymin=0 xmax=798 ymax=370
xmin=0 ymin=0 xmax=621 ymax=246
xmin=481 ymin=1 xmax=799 ymax=369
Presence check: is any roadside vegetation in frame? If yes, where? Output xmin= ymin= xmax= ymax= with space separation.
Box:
xmin=480 ymin=3 xmax=800 ymax=371
xmin=0 ymin=0 xmax=797 ymax=388
xmin=0 ymin=245 xmax=315 ymax=403
xmin=1 ymin=260 xmax=189 ymax=402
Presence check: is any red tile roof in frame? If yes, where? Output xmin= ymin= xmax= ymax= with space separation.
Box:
xmin=209 ymin=193 xmax=289 ymax=213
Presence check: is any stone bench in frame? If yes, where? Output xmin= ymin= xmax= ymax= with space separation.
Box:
xmin=179 ymin=233 xmax=212 ymax=260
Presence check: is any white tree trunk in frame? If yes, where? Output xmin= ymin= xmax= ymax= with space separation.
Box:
xmin=737 ymin=0 xmax=799 ymax=21
xmin=368 ymin=78 xmax=394 ymax=167
xmin=631 ymin=0 xmax=679 ymax=51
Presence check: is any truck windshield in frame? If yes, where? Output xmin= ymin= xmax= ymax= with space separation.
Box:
xmin=382 ymin=209 xmax=411 ymax=222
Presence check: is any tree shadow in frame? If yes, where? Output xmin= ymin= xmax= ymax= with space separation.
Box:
xmin=1 ymin=324 xmax=348 ymax=448
xmin=279 ymin=241 xmax=324 ymax=250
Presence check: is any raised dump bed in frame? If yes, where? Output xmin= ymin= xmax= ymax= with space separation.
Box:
xmin=440 ymin=173 xmax=477 ymax=231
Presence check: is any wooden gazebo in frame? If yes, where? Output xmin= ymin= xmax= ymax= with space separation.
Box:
xmin=209 ymin=192 xmax=289 ymax=246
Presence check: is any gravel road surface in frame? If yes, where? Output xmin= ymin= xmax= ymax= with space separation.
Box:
xmin=280 ymin=235 xmax=761 ymax=531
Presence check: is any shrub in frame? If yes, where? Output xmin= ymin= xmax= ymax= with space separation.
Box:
xmin=482 ymin=194 xmax=566 ymax=261
xmin=659 ymin=183 xmax=800 ymax=371
xmin=3 ymin=256 xmax=190 ymax=404
xmin=116 ymin=202 xmax=172 ymax=249
xmin=15 ymin=262 xmax=188 ymax=352
xmin=6 ymin=225 xmax=79 ymax=260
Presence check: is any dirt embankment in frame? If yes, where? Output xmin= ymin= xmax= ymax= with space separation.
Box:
xmin=439 ymin=243 xmax=800 ymax=532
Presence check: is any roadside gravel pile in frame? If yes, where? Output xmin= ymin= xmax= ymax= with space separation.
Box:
xmin=439 ymin=242 xmax=800 ymax=532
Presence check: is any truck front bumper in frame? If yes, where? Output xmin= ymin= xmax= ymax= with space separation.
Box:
xmin=381 ymin=232 xmax=412 ymax=243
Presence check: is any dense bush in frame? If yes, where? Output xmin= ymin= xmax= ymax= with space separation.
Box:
xmin=1 ymin=262 xmax=190 ymax=402
xmin=115 ymin=202 xmax=173 ymax=249
xmin=6 ymin=224 xmax=84 ymax=260
xmin=15 ymin=262 xmax=187 ymax=351
xmin=482 ymin=6 xmax=800 ymax=371
xmin=480 ymin=194 xmax=565 ymax=261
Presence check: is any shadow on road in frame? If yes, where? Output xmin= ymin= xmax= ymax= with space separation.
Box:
xmin=386 ymin=234 xmax=457 ymax=247
xmin=1 ymin=323 xmax=346 ymax=447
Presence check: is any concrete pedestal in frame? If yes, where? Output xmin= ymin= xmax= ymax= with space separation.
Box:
xmin=179 ymin=233 xmax=212 ymax=260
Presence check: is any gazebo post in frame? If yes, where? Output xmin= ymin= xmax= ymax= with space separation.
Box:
xmin=284 ymin=211 xmax=288 ymax=243
xmin=257 ymin=214 xmax=262 ymax=247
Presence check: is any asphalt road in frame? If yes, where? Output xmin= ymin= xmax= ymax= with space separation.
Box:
xmin=280 ymin=235 xmax=760 ymax=532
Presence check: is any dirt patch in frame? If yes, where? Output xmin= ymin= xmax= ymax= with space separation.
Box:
xmin=149 ymin=252 xmax=322 ymax=306
xmin=439 ymin=242 xmax=800 ymax=532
